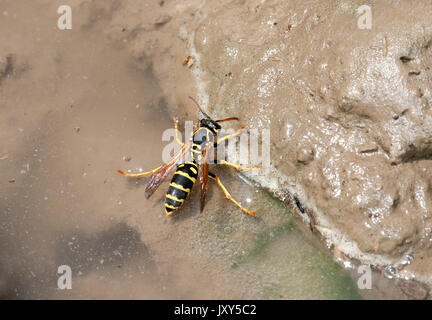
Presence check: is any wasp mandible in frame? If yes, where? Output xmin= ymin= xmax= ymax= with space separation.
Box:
xmin=118 ymin=96 xmax=263 ymax=216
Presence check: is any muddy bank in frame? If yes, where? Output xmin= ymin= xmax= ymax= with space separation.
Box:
xmin=0 ymin=0 xmax=377 ymax=299
xmin=166 ymin=0 xmax=432 ymax=288
xmin=1 ymin=0 xmax=431 ymax=299
xmin=101 ymin=0 xmax=432 ymax=292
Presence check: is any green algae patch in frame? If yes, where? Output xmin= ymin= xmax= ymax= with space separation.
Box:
xmin=193 ymin=178 xmax=361 ymax=299
xmin=236 ymin=229 xmax=361 ymax=299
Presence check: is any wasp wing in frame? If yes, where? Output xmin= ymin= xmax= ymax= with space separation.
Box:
xmin=199 ymin=146 xmax=211 ymax=213
xmin=144 ymin=141 xmax=191 ymax=199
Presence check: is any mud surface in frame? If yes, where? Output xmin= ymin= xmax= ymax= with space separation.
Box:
xmin=1 ymin=0 xmax=430 ymax=299
xmin=0 ymin=0 xmax=376 ymax=299
xmin=162 ymin=0 xmax=432 ymax=291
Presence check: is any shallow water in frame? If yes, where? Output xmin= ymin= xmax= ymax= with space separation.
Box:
xmin=0 ymin=0 xmax=373 ymax=299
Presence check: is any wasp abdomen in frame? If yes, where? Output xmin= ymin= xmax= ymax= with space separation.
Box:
xmin=164 ymin=162 xmax=198 ymax=215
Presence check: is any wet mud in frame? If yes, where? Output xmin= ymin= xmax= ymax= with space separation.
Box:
xmin=1 ymin=0 xmax=429 ymax=299
xmin=167 ymin=0 xmax=432 ymax=294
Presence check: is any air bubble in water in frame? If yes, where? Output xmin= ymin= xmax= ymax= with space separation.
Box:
xmin=384 ymin=265 xmax=396 ymax=279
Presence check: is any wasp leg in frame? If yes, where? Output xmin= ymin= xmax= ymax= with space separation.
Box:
xmin=216 ymin=126 xmax=245 ymax=145
xmin=173 ymin=117 xmax=184 ymax=147
xmin=117 ymin=166 xmax=162 ymax=178
xmin=219 ymin=160 xmax=263 ymax=171
xmin=208 ymin=172 xmax=257 ymax=216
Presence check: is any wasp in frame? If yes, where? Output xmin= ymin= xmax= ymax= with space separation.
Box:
xmin=118 ymin=96 xmax=262 ymax=216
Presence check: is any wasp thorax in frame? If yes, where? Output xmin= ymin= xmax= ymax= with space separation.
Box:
xmin=200 ymin=118 xmax=221 ymax=133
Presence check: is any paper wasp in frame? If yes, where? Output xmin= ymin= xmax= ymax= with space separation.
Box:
xmin=118 ymin=97 xmax=262 ymax=216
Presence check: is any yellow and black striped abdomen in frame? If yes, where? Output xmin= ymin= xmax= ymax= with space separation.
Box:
xmin=164 ymin=162 xmax=198 ymax=215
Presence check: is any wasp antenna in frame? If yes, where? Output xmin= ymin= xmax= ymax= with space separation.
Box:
xmin=216 ymin=117 xmax=240 ymax=123
xmin=188 ymin=96 xmax=211 ymax=119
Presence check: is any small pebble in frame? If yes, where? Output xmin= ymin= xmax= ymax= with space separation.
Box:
xmin=297 ymin=147 xmax=314 ymax=164
xmin=182 ymin=55 xmax=194 ymax=68
xmin=154 ymin=15 xmax=171 ymax=26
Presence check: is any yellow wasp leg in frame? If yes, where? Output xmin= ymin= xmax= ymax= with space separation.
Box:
xmin=117 ymin=166 xmax=161 ymax=178
xmin=209 ymin=173 xmax=257 ymax=216
xmin=219 ymin=160 xmax=263 ymax=171
xmin=173 ymin=117 xmax=184 ymax=147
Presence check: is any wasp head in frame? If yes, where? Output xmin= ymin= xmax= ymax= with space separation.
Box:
xmin=200 ymin=118 xmax=221 ymax=133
